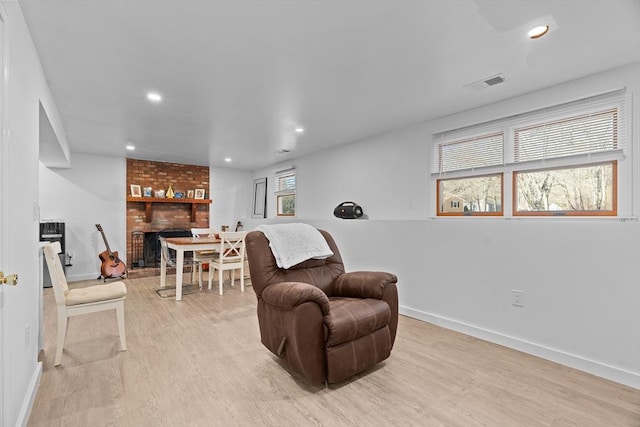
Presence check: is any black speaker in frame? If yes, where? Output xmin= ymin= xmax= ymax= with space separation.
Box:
xmin=333 ymin=202 xmax=364 ymax=219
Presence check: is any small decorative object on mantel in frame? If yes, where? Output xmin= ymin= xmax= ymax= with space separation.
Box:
xmin=194 ymin=188 xmax=205 ymax=200
xmin=166 ymin=184 xmax=175 ymax=198
xmin=174 ymin=192 xmax=184 ymax=198
xmin=130 ymin=184 xmax=141 ymax=197
xmin=187 ymin=190 xmax=194 ymax=199
xmin=154 ymin=190 xmax=165 ymax=198
xmin=143 ymin=187 xmax=152 ymax=197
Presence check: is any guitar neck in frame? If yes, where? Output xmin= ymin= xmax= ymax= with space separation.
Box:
xmin=96 ymin=224 xmax=114 ymax=255
xmin=100 ymin=231 xmax=113 ymax=254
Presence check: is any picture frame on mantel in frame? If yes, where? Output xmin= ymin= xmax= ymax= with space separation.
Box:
xmin=130 ymin=184 xmax=141 ymax=197
xmin=187 ymin=190 xmax=194 ymax=199
xmin=194 ymin=188 xmax=205 ymax=200
xmin=252 ymin=177 xmax=267 ymax=218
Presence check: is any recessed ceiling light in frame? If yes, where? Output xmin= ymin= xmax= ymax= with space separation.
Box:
xmin=528 ymin=25 xmax=550 ymax=39
xmin=295 ymin=127 xmax=305 ymax=133
xmin=147 ymin=92 xmax=162 ymax=103
xmin=224 ymin=158 xmax=232 ymax=163
xmin=126 ymin=144 xmax=135 ymax=151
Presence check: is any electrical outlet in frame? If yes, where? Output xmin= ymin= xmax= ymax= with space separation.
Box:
xmin=512 ymin=290 xmax=524 ymax=307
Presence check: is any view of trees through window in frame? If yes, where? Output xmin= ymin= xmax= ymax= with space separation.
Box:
xmin=438 ymin=174 xmax=503 ymax=215
xmin=277 ymin=194 xmax=296 ymax=216
xmin=514 ymin=161 xmax=615 ymax=214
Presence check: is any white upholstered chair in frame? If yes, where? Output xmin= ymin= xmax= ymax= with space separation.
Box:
xmin=208 ymin=231 xmax=246 ymax=295
xmin=190 ymin=228 xmax=218 ymax=287
xmin=43 ymin=242 xmax=127 ymax=366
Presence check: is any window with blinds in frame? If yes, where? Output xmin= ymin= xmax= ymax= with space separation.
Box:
xmin=275 ymin=171 xmax=296 ymax=216
xmin=432 ymin=88 xmax=627 ymax=217
xmin=275 ymin=172 xmax=296 ymax=194
xmin=514 ymin=108 xmax=619 ymax=163
xmin=436 ymin=132 xmax=503 ymax=173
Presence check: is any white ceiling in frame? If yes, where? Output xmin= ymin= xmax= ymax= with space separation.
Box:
xmin=20 ymin=0 xmax=640 ymax=170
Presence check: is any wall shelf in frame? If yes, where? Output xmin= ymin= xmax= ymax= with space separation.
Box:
xmin=126 ymin=197 xmax=211 ymax=223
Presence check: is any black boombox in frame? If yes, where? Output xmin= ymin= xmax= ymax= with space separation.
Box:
xmin=333 ymin=201 xmax=364 ymax=219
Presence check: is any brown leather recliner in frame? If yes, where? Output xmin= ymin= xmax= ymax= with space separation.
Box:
xmin=245 ymin=229 xmax=398 ymax=384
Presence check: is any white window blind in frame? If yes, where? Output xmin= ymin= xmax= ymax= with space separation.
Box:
xmin=275 ymin=172 xmax=296 ymax=194
xmin=432 ymin=88 xmax=627 ymax=174
xmin=434 ymin=132 xmax=504 ymax=173
xmin=513 ymin=98 xmax=625 ymax=163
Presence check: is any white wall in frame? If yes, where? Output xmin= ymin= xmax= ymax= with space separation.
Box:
xmin=210 ymin=166 xmax=252 ymax=231
xmin=0 ymin=2 xmax=68 ymax=425
xmin=39 ymin=153 xmax=126 ymax=281
xmin=241 ymin=63 xmax=640 ymax=388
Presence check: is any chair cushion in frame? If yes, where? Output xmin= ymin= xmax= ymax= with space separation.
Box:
xmin=324 ymin=298 xmax=391 ymax=347
xmin=65 ymin=281 xmax=127 ymax=306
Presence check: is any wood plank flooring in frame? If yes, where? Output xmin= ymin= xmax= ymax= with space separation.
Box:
xmin=28 ymin=275 xmax=640 ymax=426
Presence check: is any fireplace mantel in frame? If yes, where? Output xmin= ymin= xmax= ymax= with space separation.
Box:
xmin=126 ymin=197 xmax=212 ymax=223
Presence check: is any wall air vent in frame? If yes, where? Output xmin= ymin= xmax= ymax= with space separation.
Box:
xmin=464 ymin=73 xmax=506 ymax=91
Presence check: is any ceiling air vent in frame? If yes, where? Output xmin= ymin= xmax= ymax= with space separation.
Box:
xmin=464 ymin=73 xmax=506 ymax=91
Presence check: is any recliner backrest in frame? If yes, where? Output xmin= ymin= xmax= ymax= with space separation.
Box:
xmin=246 ymin=229 xmax=345 ymax=298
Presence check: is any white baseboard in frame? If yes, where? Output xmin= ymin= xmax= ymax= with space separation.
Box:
xmin=400 ymin=306 xmax=640 ymax=390
xmin=18 ymin=361 xmax=42 ymax=427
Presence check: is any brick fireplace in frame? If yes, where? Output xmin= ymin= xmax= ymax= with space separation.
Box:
xmin=126 ymin=158 xmax=210 ymax=273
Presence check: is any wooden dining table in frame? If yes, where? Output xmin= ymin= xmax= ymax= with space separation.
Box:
xmin=160 ymin=236 xmax=220 ymax=301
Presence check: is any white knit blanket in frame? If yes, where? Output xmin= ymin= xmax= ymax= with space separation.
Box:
xmin=255 ymin=223 xmax=333 ymax=269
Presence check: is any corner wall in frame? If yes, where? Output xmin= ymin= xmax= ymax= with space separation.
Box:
xmin=39 ymin=153 xmax=126 ymax=281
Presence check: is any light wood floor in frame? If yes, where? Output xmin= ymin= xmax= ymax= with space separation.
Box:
xmin=28 ymin=275 xmax=640 ymax=426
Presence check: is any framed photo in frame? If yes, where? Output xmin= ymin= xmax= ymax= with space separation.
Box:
xmin=252 ymin=177 xmax=267 ymax=218
xmin=130 ymin=184 xmax=141 ymax=197
xmin=194 ymin=189 xmax=205 ymax=200
xmin=187 ymin=190 xmax=194 ymax=199
xmin=154 ymin=190 xmax=165 ymax=198
xmin=143 ymin=187 xmax=152 ymax=197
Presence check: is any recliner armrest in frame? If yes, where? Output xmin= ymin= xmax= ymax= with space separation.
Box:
xmin=261 ymin=282 xmax=331 ymax=315
xmin=332 ymin=271 xmax=398 ymax=299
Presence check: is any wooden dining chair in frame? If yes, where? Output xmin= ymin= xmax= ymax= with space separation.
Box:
xmin=43 ymin=241 xmax=127 ymax=366
xmin=190 ymin=228 xmax=218 ymax=288
xmin=208 ymin=231 xmax=246 ymax=295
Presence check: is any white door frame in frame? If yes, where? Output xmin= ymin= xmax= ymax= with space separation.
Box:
xmin=0 ymin=6 xmax=7 ymax=424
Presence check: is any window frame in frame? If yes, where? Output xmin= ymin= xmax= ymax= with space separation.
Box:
xmin=431 ymin=89 xmax=628 ymax=218
xmin=436 ymin=173 xmax=504 ymax=217
xmin=276 ymin=194 xmax=296 ymax=217
xmin=512 ymin=160 xmax=617 ymax=217
xmin=274 ymin=170 xmax=296 ymax=217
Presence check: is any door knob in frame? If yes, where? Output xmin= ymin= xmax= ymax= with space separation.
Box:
xmin=0 ymin=271 xmax=18 ymax=286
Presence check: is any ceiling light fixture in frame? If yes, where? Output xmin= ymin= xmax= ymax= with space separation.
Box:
xmin=294 ymin=127 xmax=305 ymax=133
xmin=224 ymin=158 xmax=232 ymax=163
xmin=528 ymin=25 xmax=550 ymax=39
xmin=126 ymin=144 xmax=135 ymax=151
xmin=147 ymin=92 xmax=162 ymax=103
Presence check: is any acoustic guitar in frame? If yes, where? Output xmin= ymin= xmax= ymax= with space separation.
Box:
xmin=95 ymin=224 xmax=127 ymax=280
